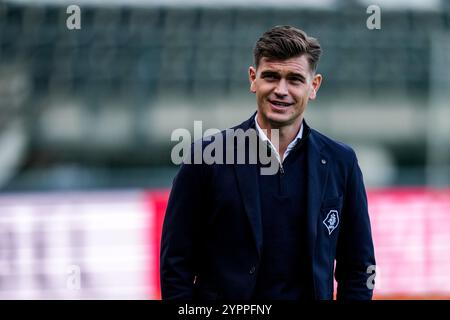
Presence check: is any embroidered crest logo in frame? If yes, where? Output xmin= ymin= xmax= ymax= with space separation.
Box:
xmin=323 ymin=210 xmax=339 ymax=235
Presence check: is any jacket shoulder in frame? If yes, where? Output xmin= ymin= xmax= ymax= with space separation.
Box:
xmin=191 ymin=115 xmax=254 ymax=149
xmin=310 ymin=128 xmax=357 ymax=164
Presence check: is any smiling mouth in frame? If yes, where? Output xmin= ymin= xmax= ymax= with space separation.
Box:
xmin=269 ymin=100 xmax=294 ymax=107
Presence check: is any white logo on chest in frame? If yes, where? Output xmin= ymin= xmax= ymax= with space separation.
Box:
xmin=323 ymin=210 xmax=339 ymax=235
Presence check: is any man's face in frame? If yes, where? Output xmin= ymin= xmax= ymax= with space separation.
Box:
xmin=248 ymin=55 xmax=322 ymax=129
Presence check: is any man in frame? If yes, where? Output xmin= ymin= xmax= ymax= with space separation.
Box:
xmin=161 ymin=25 xmax=375 ymax=300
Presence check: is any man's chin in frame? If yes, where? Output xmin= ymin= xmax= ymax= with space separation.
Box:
xmin=265 ymin=113 xmax=296 ymax=128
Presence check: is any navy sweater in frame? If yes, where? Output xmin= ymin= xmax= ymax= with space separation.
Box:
xmin=252 ymin=126 xmax=311 ymax=300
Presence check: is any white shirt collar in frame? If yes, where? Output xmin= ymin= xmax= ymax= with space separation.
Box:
xmin=254 ymin=113 xmax=303 ymax=163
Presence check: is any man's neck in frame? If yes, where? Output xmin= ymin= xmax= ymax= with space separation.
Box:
xmin=256 ymin=113 xmax=303 ymax=158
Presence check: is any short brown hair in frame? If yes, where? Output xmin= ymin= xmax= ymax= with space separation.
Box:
xmin=253 ymin=25 xmax=322 ymax=72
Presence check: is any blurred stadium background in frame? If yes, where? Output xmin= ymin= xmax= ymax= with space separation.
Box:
xmin=0 ymin=0 xmax=449 ymax=299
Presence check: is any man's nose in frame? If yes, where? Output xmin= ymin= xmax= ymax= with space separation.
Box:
xmin=274 ymin=79 xmax=288 ymax=97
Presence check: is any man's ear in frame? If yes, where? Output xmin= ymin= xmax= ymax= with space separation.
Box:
xmin=249 ymin=66 xmax=257 ymax=93
xmin=309 ymin=73 xmax=322 ymax=100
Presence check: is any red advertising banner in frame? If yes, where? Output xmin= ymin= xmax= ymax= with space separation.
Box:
xmin=150 ymin=188 xmax=450 ymax=299
xmin=0 ymin=188 xmax=448 ymax=299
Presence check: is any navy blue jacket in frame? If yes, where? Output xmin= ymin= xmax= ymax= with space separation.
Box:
xmin=160 ymin=113 xmax=376 ymax=300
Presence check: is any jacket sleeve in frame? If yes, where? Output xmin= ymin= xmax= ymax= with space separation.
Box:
xmin=160 ymin=156 xmax=206 ymax=300
xmin=335 ymin=151 xmax=376 ymax=300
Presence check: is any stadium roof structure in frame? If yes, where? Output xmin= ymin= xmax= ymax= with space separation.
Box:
xmin=2 ymin=0 xmax=443 ymax=11
xmin=2 ymin=0 xmax=337 ymax=9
